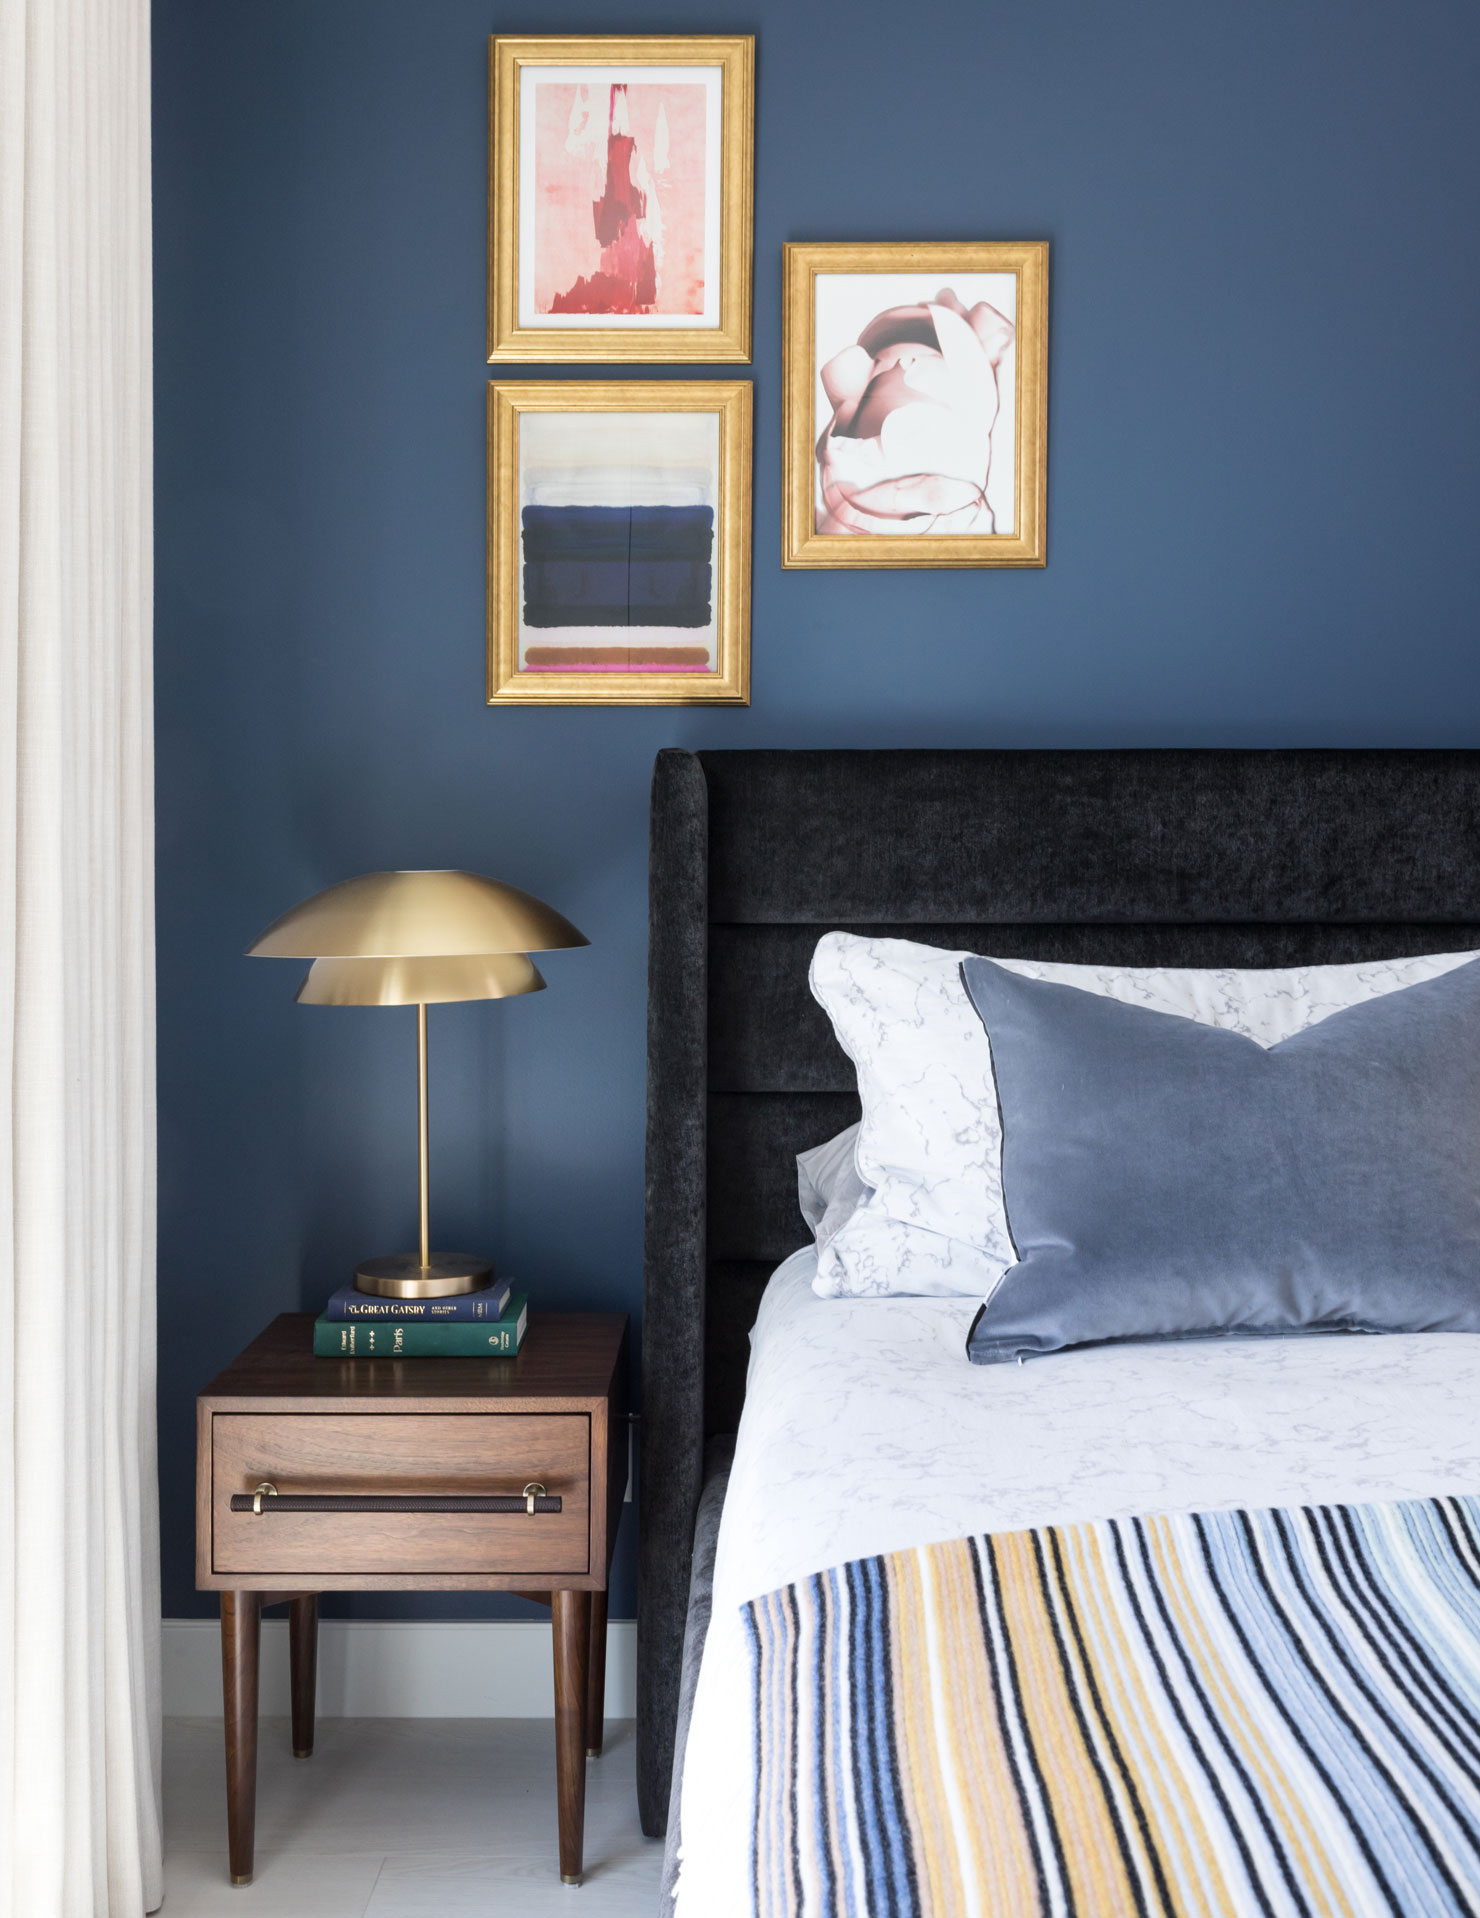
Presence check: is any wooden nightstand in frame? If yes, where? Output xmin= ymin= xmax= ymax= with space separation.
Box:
xmin=195 ymin=1310 xmax=629 ymax=1886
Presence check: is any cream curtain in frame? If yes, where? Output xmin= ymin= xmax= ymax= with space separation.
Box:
xmin=0 ymin=0 xmax=163 ymax=1912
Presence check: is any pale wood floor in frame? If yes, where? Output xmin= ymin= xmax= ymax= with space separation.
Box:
xmin=163 ymin=1717 xmax=663 ymax=1915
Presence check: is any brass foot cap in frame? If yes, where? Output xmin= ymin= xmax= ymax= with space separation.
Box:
xmin=586 ymin=1746 xmax=601 ymax=1758
xmin=293 ymin=1748 xmax=313 ymax=1759
xmin=561 ymin=1874 xmax=582 ymax=1886
xmin=230 ymin=1873 xmax=253 ymax=1887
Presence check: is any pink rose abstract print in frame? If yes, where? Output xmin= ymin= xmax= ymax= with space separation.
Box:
xmin=815 ymin=285 xmax=1015 ymax=536
xmin=533 ymin=82 xmax=707 ymax=317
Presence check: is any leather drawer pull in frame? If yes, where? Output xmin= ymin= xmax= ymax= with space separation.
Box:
xmin=230 ymin=1481 xmax=561 ymax=1516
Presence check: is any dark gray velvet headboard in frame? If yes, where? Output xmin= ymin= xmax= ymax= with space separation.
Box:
xmin=637 ymin=746 xmax=1480 ymax=1832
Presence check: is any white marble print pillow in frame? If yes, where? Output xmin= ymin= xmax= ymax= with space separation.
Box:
xmin=808 ymin=932 xmax=1480 ymax=1300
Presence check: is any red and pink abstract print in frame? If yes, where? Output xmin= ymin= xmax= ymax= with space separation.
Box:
xmin=533 ymin=82 xmax=707 ymax=317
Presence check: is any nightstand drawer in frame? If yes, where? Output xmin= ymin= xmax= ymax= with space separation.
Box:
xmin=211 ymin=1413 xmax=589 ymax=1577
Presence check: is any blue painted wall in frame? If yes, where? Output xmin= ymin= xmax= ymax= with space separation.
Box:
xmin=153 ymin=0 xmax=1480 ymax=1620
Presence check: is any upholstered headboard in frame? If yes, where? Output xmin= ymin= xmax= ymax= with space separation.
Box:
xmin=637 ymin=746 xmax=1480 ymax=1832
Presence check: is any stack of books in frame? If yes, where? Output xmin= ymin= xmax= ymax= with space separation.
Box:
xmin=312 ymin=1275 xmax=528 ymax=1359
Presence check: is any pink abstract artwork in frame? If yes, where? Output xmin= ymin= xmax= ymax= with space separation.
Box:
xmin=532 ymin=82 xmax=708 ymax=317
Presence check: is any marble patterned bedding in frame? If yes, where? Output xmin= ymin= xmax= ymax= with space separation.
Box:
xmin=671 ymin=1248 xmax=1480 ymax=1913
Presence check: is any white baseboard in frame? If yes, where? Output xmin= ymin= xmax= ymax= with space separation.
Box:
xmin=162 ymin=1616 xmax=637 ymax=1719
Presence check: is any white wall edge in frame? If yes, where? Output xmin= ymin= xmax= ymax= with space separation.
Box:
xmin=163 ymin=1616 xmax=637 ymax=1720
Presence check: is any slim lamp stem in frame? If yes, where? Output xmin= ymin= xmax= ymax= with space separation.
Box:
xmin=354 ymin=992 xmax=489 ymax=1299
xmin=417 ymin=1002 xmax=430 ymax=1270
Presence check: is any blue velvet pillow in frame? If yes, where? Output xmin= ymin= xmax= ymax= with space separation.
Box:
xmin=960 ymin=954 xmax=1480 ymax=1365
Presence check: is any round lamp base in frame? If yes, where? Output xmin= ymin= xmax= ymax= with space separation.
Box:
xmin=354 ymin=1253 xmax=494 ymax=1299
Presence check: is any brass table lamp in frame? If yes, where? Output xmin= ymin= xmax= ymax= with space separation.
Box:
xmin=248 ymin=870 xmax=588 ymax=1298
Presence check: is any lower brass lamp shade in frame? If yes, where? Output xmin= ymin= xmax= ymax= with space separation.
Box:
xmin=248 ymin=871 xmax=585 ymax=1300
xmin=295 ymin=952 xmax=546 ymax=1007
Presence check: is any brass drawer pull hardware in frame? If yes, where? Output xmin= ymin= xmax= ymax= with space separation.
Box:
xmin=230 ymin=1489 xmax=563 ymax=1515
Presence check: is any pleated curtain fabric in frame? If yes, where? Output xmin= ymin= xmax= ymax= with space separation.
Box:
xmin=0 ymin=0 xmax=164 ymax=1912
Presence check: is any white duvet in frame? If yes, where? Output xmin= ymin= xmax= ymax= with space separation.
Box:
xmin=672 ymin=1246 xmax=1480 ymax=1912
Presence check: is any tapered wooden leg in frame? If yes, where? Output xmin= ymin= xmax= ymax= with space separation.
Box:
xmin=552 ymin=1589 xmax=591 ymax=1884
xmin=220 ymin=1591 xmax=262 ymax=1886
xmin=585 ymin=1590 xmax=608 ymax=1758
xmin=289 ymin=1594 xmax=319 ymax=1758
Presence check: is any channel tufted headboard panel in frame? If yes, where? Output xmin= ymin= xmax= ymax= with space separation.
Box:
xmin=637 ymin=746 xmax=1480 ymax=1833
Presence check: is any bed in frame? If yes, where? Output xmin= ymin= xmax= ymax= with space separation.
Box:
xmin=638 ymin=747 xmax=1480 ymax=1912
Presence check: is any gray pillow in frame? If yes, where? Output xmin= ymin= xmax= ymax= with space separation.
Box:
xmin=796 ymin=1122 xmax=871 ymax=1249
xmin=961 ymin=954 xmax=1480 ymax=1365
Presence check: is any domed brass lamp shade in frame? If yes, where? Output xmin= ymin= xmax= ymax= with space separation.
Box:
xmin=248 ymin=871 xmax=585 ymax=1300
xmin=248 ymin=869 xmax=587 ymax=959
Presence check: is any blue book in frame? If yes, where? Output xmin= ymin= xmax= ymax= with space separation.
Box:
xmin=321 ymin=1275 xmax=513 ymax=1322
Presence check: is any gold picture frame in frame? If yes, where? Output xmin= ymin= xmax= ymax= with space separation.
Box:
xmin=487 ymin=381 xmax=752 ymax=707
xmin=782 ymin=241 xmax=1049 ymax=568
xmin=488 ymin=36 xmax=754 ymax=364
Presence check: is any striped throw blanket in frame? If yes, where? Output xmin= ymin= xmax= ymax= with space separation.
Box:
xmin=745 ymin=1495 xmax=1480 ymax=1916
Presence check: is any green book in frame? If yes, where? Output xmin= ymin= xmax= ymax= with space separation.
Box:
xmin=313 ymin=1293 xmax=528 ymax=1359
